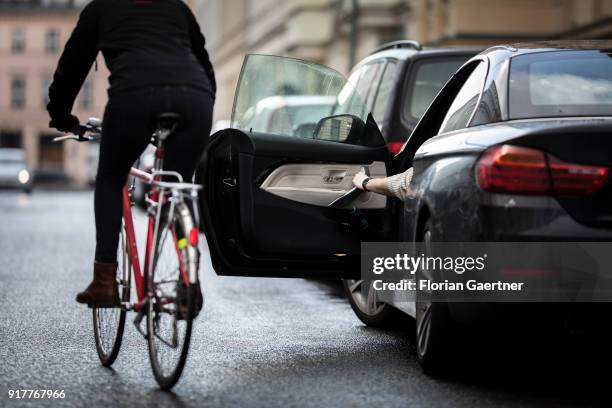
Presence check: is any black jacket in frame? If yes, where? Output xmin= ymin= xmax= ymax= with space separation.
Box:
xmin=47 ymin=0 xmax=216 ymax=123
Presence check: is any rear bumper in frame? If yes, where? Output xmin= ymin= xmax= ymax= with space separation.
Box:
xmin=448 ymin=301 xmax=612 ymax=327
xmin=443 ymin=193 xmax=612 ymax=323
xmin=478 ymin=193 xmax=612 ymax=240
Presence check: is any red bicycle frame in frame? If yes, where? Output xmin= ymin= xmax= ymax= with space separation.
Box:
xmin=122 ymin=167 xmax=154 ymax=310
xmin=120 ymin=164 xmax=191 ymax=312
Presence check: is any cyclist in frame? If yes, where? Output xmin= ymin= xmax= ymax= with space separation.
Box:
xmin=47 ymin=0 xmax=215 ymax=307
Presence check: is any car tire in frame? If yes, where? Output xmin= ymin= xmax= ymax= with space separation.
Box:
xmin=415 ymin=218 xmax=456 ymax=376
xmin=343 ymin=279 xmax=403 ymax=328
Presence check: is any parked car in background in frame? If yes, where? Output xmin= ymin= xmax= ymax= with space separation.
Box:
xmin=0 ymin=148 xmax=33 ymax=193
xmin=341 ymin=40 xmax=478 ymax=327
xmin=344 ymin=40 xmax=478 ymax=154
xmin=132 ymin=144 xmax=156 ymax=207
xmin=197 ymin=41 xmax=612 ymax=377
xmin=86 ymin=140 xmax=100 ymax=186
xmin=238 ymin=95 xmax=336 ymax=138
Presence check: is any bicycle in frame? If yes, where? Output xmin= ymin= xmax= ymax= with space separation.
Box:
xmin=54 ymin=115 xmax=203 ymax=390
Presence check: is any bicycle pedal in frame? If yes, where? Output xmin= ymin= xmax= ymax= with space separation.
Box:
xmin=133 ymin=311 xmax=148 ymax=339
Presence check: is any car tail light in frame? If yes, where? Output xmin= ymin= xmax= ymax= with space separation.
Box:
xmin=387 ymin=142 xmax=404 ymax=155
xmin=476 ymin=145 xmax=550 ymax=194
xmin=548 ymin=156 xmax=609 ymax=194
xmin=476 ymin=144 xmax=609 ymax=195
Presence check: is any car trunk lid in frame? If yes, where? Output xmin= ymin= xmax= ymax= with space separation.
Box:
xmin=511 ymin=122 xmax=612 ymax=228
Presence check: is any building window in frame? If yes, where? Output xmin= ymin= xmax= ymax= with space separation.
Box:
xmin=42 ymin=77 xmax=53 ymax=108
xmin=79 ymin=80 xmax=93 ymax=110
xmin=11 ymin=28 xmax=26 ymax=53
xmin=11 ymin=78 xmax=26 ymax=110
xmin=0 ymin=131 xmax=22 ymax=148
xmin=45 ymin=29 xmax=60 ymax=53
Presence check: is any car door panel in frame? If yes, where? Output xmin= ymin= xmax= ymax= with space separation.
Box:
xmin=198 ymin=54 xmax=392 ymax=278
xmin=200 ymin=127 xmax=391 ymax=278
xmin=260 ymin=161 xmax=387 ymax=208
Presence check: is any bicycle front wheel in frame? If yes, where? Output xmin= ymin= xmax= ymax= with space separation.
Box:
xmin=147 ymin=202 xmax=199 ymax=390
xmin=93 ymin=225 xmax=131 ymax=366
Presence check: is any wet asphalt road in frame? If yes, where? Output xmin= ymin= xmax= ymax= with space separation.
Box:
xmin=1 ymin=190 xmax=612 ymax=407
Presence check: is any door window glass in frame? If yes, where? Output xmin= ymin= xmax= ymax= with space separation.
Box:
xmin=232 ymin=55 xmax=379 ymax=145
xmin=355 ymin=62 xmax=383 ymax=112
xmin=372 ymin=61 xmax=398 ymax=123
xmin=407 ymin=57 xmax=469 ymax=120
xmin=439 ymin=61 xmax=487 ymax=134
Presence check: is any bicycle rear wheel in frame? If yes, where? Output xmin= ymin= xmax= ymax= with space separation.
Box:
xmin=93 ymin=225 xmax=131 ymax=366
xmin=147 ymin=202 xmax=199 ymax=390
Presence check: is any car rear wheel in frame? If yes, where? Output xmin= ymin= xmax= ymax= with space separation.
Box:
xmin=343 ymin=279 xmax=402 ymax=328
xmin=415 ymin=219 xmax=456 ymax=376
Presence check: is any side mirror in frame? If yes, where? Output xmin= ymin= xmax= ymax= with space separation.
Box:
xmin=313 ymin=114 xmax=361 ymax=142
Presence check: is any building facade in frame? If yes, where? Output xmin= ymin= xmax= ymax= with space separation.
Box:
xmin=0 ymin=0 xmax=108 ymax=186
xmin=194 ymin=0 xmax=612 ymax=122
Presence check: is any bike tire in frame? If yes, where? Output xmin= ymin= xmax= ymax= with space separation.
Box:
xmin=93 ymin=225 xmax=131 ymax=367
xmin=146 ymin=202 xmax=199 ymax=390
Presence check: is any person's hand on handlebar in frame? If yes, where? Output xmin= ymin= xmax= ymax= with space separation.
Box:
xmin=49 ymin=114 xmax=80 ymax=133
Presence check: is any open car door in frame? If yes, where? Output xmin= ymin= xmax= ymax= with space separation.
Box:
xmin=199 ymin=55 xmax=393 ymax=279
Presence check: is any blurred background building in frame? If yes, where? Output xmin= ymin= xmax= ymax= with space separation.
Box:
xmin=0 ymin=0 xmax=107 ymax=186
xmin=193 ymin=0 xmax=612 ymax=122
xmin=1 ymin=0 xmax=611 ymax=186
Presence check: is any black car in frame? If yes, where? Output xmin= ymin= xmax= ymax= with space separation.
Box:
xmin=197 ymin=41 xmax=612 ymax=376
xmin=392 ymin=40 xmax=612 ymax=372
xmin=341 ymin=41 xmax=477 ymax=329
xmin=346 ymin=40 xmax=476 ymax=154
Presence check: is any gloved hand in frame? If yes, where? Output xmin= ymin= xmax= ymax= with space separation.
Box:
xmin=49 ymin=114 xmax=80 ymax=133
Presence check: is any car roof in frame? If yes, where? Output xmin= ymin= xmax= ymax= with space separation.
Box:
xmin=356 ymin=44 xmax=481 ymax=68
xmin=481 ymin=40 xmax=612 ymax=59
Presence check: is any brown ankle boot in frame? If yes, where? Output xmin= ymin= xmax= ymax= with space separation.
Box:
xmin=76 ymin=262 xmax=120 ymax=307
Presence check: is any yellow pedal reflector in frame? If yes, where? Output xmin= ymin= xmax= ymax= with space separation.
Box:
xmin=178 ymin=238 xmax=187 ymax=249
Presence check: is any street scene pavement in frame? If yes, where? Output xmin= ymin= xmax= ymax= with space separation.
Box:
xmin=1 ymin=190 xmax=612 ymax=407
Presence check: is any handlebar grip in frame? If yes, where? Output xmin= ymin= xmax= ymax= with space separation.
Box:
xmin=52 ymin=135 xmax=79 ymax=142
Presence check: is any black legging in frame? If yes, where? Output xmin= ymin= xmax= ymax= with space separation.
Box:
xmin=94 ymin=86 xmax=214 ymax=263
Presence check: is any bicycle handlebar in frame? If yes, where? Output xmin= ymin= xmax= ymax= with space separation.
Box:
xmin=53 ymin=117 xmax=102 ymax=143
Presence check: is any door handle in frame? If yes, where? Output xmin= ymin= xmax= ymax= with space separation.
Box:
xmin=322 ymin=169 xmax=347 ymax=184
xmin=328 ymin=165 xmax=371 ymax=208
xmin=328 ymin=187 xmax=362 ymax=208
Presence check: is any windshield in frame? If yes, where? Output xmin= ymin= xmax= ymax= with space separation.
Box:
xmin=509 ymin=50 xmax=612 ymax=119
xmin=231 ymin=55 xmax=370 ymax=140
